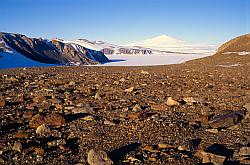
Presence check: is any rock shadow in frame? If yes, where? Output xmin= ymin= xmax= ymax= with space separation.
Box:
xmin=109 ymin=142 xmax=141 ymax=163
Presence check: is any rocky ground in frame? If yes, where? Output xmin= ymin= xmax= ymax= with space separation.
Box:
xmin=0 ymin=54 xmax=250 ymax=165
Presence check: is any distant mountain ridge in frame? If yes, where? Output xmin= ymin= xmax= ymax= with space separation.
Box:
xmin=0 ymin=32 xmax=109 ymax=66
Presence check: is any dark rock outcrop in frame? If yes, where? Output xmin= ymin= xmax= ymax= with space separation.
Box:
xmin=0 ymin=32 xmax=108 ymax=65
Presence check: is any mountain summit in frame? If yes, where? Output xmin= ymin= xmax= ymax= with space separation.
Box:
xmin=128 ymin=35 xmax=217 ymax=54
xmin=128 ymin=35 xmax=185 ymax=48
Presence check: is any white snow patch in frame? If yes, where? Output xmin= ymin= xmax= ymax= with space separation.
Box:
xmin=217 ymin=64 xmax=241 ymax=68
xmin=97 ymin=53 xmax=211 ymax=66
xmin=222 ymin=51 xmax=250 ymax=56
xmin=0 ymin=50 xmax=56 ymax=69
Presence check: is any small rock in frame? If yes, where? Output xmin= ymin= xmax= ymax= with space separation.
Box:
xmin=142 ymin=146 xmax=154 ymax=152
xmin=82 ymin=115 xmax=95 ymax=121
xmin=36 ymin=124 xmax=50 ymax=134
xmin=34 ymin=147 xmax=45 ymax=156
xmin=47 ymin=139 xmax=66 ymax=147
xmin=149 ymin=157 xmax=157 ymax=161
xmin=132 ymin=104 xmax=142 ymax=111
xmin=104 ymin=120 xmax=116 ymax=126
xmin=205 ymin=129 xmax=219 ymax=134
xmin=125 ymin=87 xmax=134 ymax=93
xmin=150 ymin=104 xmax=167 ymax=111
xmin=0 ymin=100 xmax=5 ymax=107
xmin=183 ymin=97 xmax=197 ymax=105
xmin=94 ymin=93 xmax=101 ymax=100
xmin=141 ymin=70 xmax=149 ymax=75
xmin=119 ymin=78 xmax=126 ymax=82
xmin=113 ymin=81 xmax=119 ymax=85
xmin=29 ymin=114 xmax=46 ymax=128
xmin=239 ymin=147 xmax=250 ymax=157
xmin=12 ymin=142 xmax=22 ymax=152
xmin=128 ymin=112 xmax=143 ymax=120
xmin=87 ymin=149 xmax=113 ymax=165
xmin=65 ymin=106 xmax=75 ymax=110
xmin=13 ymin=130 xmax=29 ymax=139
xmin=33 ymin=96 xmax=46 ymax=103
xmin=195 ymin=150 xmax=226 ymax=164
xmin=243 ymin=103 xmax=250 ymax=113
xmin=157 ymin=143 xmax=170 ymax=149
xmin=51 ymin=98 xmax=63 ymax=104
xmin=166 ymin=97 xmax=179 ymax=106
xmin=23 ymin=111 xmax=34 ymax=119
xmin=45 ymin=113 xmax=65 ymax=126
xmin=73 ymin=104 xmax=94 ymax=114
xmin=69 ymin=81 xmax=75 ymax=86
xmin=209 ymin=111 xmax=244 ymax=129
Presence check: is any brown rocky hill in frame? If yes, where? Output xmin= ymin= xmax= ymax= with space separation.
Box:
xmin=216 ymin=33 xmax=250 ymax=54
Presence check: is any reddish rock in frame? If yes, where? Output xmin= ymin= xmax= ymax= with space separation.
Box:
xmin=29 ymin=114 xmax=46 ymax=128
xmin=45 ymin=113 xmax=65 ymax=126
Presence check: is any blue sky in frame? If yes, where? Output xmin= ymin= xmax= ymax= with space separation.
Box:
xmin=0 ymin=0 xmax=249 ymax=45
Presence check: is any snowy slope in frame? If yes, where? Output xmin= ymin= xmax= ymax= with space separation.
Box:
xmin=0 ymin=41 xmax=56 ymax=69
xmin=100 ymin=53 xmax=211 ymax=66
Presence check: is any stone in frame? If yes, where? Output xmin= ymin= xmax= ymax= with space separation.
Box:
xmin=150 ymin=104 xmax=167 ymax=111
xmin=45 ymin=113 xmax=65 ymax=126
xmin=13 ymin=130 xmax=29 ymax=139
xmin=119 ymin=78 xmax=126 ymax=82
xmin=69 ymin=81 xmax=75 ymax=86
xmin=195 ymin=150 xmax=226 ymax=165
xmin=128 ymin=112 xmax=142 ymax=120
xmin=166 ymin=97 xmax=179 ymax=106
xmin=82 ymin=115 xmax=95 ymax=121
xmin=157 ymin=143 xmax=170 ymax=149
xmin=29 ymin=114 xmax=46 ymax=128
xmin=33 ymin=96 xmax=46 ymax=103
xmin=132 ymin=104 xmax=142 ymax=111
xmin=104 ymin=120 xmax=116 ymax=126
xmin=243 ymin=103 xmax=250 ymax=113
xmin=12 ymin=142 xmax=22 ymax=152
xmin=205 ymin=129 xmax=219 ymax=134
xmin=36 ymin=124 xmax=50 ymax=134
xmin=239 ymin=147 xmax=250 ymax=157
xmin=51 ymin=98 xmax=63 ymax=104
xmin=141 ymin=70 xmax=149 ymax=75
xmin=34 ymin=147 xmax=45 ymax=156
xmin=0 ymin=100 xmax=5 ymax=107
xmin=142 ymin=146 xmax=154 ymax=152
xmin=87 ymin=149 xmax=113 ymax=165
xmin=47 ymin=139 xmax=66 ymax=147
xmin=94 ymin=93 xmax=101 ymax=100
xmin=125 ymin=87 xmax=134 ymax=93
xmin=64 ymin=106 xmax=75 ymax=110
xmin=183 ymin=97 xmax=197 ymax=105
xmin=209 ymin=111 xmax=244 ymax=129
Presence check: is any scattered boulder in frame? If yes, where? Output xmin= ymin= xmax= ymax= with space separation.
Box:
xmin=166 ymin=97 xmax=179 ymax=106
xmin=29 ymin=114 xmax=46 ymax=128
xmin=45 ymin=113 xmax=65 ymax=126
xmin=87 ymin=149 xmax=113 ymax=165
xmin=209 ymin=111 xmax=244 ymax=129
xmin=195 ymin=150 xmax=226 ymax=164
xmin=0 ymin=100 xmax=5 ymax=107
xmin=12 ymin=142 xmax=22 ymax=152
xmin=125 ymin=87 xmax=134 ymax=93
xmin=36 ymin=124 xmax=50 ymax=134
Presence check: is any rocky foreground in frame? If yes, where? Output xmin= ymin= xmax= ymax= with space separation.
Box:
xmin=0 ymin=53 xmax=250 ymax=165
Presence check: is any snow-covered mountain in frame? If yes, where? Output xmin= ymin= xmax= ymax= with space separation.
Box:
xmin=64 ymin=39 xmax=153 ymax=55
xmin=0 ymin=32 xmax=109 ymax=69
xmin=127 ymin=35 xmax=217 ymax=54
